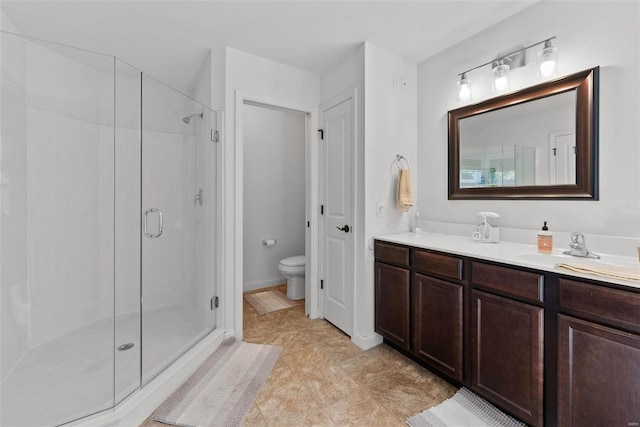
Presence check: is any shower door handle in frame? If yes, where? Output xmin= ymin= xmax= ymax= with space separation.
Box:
xmin=143 ymin=209 xmax=163 ymax=238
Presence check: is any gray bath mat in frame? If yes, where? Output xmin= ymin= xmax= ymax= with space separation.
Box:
xmin=152 ymin=339 xmax=281 ymax=427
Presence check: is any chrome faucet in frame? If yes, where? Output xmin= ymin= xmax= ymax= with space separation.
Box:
xmin=563 ymin=232 xmax=600 ymax=259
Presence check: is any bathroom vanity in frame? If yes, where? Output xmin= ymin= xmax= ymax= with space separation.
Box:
xmin=374 ymin=233 xmax=640 ymax=427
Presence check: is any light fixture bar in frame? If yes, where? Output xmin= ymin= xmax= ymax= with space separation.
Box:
xmin=458 ymin=36 xmax=556 ymax=77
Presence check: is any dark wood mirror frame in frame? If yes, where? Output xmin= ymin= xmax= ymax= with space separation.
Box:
xmin=448 ymin=67 xmax=599 ymax=200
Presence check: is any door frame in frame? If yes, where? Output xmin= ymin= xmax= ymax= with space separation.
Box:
xmin=318 ymin=87 xmax=357 ymax=325
xmin=234 ymin=90 xmax=319 ymax=339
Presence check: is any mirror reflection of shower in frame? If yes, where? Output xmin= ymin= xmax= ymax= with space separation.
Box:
xmin=182 ymin=112 xmax=203 ymax=124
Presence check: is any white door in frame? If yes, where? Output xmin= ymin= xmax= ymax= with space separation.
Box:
xmin=320 ymin=97 xmax=354 ymax=336
xmin=549 ymin=131 xmax=576 ymax=184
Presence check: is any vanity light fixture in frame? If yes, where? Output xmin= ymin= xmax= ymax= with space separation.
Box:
xmin=456 ymin=36 xmax=558 ymax=102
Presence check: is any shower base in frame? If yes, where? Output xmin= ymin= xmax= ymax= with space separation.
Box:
xmin=1 ymin=304 xmax=210 ymax=427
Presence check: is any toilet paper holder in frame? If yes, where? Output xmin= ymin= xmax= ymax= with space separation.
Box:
xmin=262 ymin=239 xmax=277 ymax=247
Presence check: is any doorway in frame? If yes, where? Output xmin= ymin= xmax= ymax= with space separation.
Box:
xmin=234 ymin=92 xmax=319 ymax=340
xmin=242 ymin=103 xmax=306 ymax=294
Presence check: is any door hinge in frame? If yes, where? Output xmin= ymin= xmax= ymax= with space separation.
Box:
xmin=318 ymin=129 xmax=324 ymax=140
xmin=211 ymin=129 xmax=219 ymax=143
xmin=211 ymin=296 xmax=219 ymax=310
xmin=321 ymin=205 xmax=324 ymax=215
xmin=320 ymin=279 xmax=324 ymax=290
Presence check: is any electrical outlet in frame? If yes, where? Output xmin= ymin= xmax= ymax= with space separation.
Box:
xmin=393 ymin=73 xmax=402 ymax=88
xmin=393 ymin=73 xmax=407 ymax=89
xmin=376 ymin=203 xmax=385 ymax=218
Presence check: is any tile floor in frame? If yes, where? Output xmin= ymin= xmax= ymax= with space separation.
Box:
xmin=143 ymin=285 xmax=457 ymax=426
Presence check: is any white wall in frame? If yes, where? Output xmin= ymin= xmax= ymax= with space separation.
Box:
xmin=220 ymin=47 xmax=320 ymax=338
xmin=361 ymin=43 xmax=418 ymax=348
xmin=242 ymin=104 xmax=306 ymax=291
xmin=319 ymin=42 xmax=418 ymax=350
xmin=418 ymin=1 xmax=640 ymax=253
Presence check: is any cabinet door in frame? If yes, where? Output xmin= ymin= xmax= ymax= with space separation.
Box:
xmin=375 ymin=262 xmax=410 ymax=350
xmin=471 ymin=290 xmax=544 ymax=426
xmin=413 ymin=274 xmax=463 ymax=381
xmin=558 ymin=315 xmax=640 ymax=427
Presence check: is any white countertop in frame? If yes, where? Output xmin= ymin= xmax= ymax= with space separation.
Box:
xmin=374 ymin=232 xmax=640 ymax=290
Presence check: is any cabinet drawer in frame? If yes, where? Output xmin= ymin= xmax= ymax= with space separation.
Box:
xmin=414 ymin=249 xmax=464 ymax=282
xmin=558 ymin=278 xmax=640 ymax=333
xmin=472 ymin=262 xmax=544 ymax=304
xmin=375 ymin=241 xmax=410 ymax=267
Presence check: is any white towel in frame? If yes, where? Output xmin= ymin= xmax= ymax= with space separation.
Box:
xmin=397 ymin=168 xmax=414 ymax=212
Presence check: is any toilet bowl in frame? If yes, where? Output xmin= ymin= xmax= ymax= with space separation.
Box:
xmin=278 ymin=255 xmax=305 ymax=300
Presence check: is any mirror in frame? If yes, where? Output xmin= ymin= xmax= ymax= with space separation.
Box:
xmin=448 ymin=67 xmax=599 ymax=199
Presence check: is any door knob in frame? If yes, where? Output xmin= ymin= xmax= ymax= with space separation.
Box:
xmin=337 ymin=225 xmax=350 ymax=233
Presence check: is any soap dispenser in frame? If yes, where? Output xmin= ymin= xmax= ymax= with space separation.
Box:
xmin=537 ymin=221 xmax=553 ymax=254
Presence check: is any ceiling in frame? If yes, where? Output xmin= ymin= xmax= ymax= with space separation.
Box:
xmin=1 ymin=0 xmax=537 ymax=97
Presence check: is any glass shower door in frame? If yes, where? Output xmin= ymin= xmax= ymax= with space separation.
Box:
xmin=140 ymin=74 xmax=216 ymax=385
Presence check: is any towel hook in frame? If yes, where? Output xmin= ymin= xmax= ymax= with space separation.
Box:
xmin=396 ymin=154 xmax=411 ymax=170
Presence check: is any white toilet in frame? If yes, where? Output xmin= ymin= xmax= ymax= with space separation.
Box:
xmin=278 ymin=255 xmax=306 ymax=300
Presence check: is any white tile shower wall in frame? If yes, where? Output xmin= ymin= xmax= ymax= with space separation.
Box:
xmin=23 ymin=38 xmax=115 ymax=348
xmin=417 ymin=1 xmax=640 ymax=242
xmin=141 ymin=129 xmax=197 ymax=310
xmin=0 ymin=28 xmax=30 ymax=380
xmin=242 ymin=104 xmax=306 ymax=291
xmin=194 ymin=111 xmax=216 ymax=324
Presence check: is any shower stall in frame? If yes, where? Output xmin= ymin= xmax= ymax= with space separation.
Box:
xmin=0 ymin=32 xmax=219 ymax=426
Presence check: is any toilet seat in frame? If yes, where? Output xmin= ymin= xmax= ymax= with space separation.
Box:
xmin=279 ymin=255 xmax=305 ymax=268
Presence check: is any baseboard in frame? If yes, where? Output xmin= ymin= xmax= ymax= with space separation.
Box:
xmin=351 ymin=330 xmax=383 ymax=350
xmin=243 ymin=277 xmax=285 ymax=293
xmin=65 ymin=329 xmax=226 ymax=427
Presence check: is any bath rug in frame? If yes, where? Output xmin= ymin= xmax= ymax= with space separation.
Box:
xmin=407 ymin=387 xmax=526 ymax=427
xmin=244 ymin=290 xmax=297 ymax=315
xmin=152 ymin=339 xmax=281 ymax=427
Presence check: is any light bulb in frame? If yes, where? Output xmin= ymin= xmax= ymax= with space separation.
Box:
xmin=457 ymin=74 xmax=471 ymax=102
xmin=494 ymin=75 xmax=508 ymax=91
xmin=537 ymin=40 xmax=559 ymax=79
xmin=540 ymin=58 xmax=556 ymax=77
xmin=492 ymin=62 xmax=510 ymax=92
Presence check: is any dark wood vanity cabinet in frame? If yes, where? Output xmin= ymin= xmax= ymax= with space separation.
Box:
xmin=557 ymin=278 xmax=640 ymax=427
xmin=374 ymin=242 xmax=411 ymax=350
xmin=471 ymin=290 xmax=544 ymax=426
xmin=413 ymin=273 xmax=463 ymax=382
xmin=374 ymin=239 xmax=640 ymax=427
xmin=412 ymin=249 xmax=464 ymax=381
xmin=558 ymin=315 xmax=640 ymax=427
